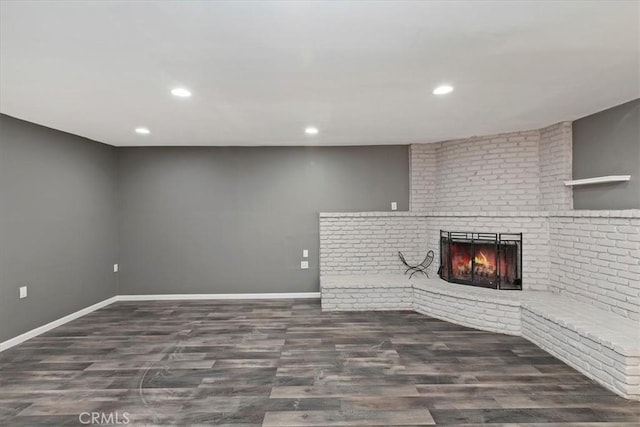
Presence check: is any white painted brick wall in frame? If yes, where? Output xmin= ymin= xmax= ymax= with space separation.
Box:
xmin=409 ymin=144 xmax=436 ymax=212
xmin=410 ymin=130 xmax=542 ymax=212
xmin=539 ymin=122 xmax=573 ymax=210
xmin=549 ymin=213 xmax=640 ymax=320
xmin=410 ymin=123 xmax=572 ymax=212
xmin=319 ymin=211 xmax=640 ymax=312
xmin=434 ymin=130 xmax=541 ymax=211
xmin=319 ymin=212 xmax=548 ymax=291
xmin=319 ymin=213 xmax=428 ymax=275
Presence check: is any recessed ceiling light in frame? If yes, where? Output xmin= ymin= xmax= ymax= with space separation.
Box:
xmin=135 ymin=127 xmax=150 ymax=134
xmin=433 ymin=85 xmax=454 ymax=95
xmin=171 ymin=87 xmax=192 ymax=98
xmin=305 ymin=127 xmax=319 ymax=135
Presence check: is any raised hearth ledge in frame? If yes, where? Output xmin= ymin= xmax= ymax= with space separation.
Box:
xmin=548 ymin=209 xmax=640 ymax=218
xmin=320 ymin=209 xmax=640 ymax=218
xmin=321 ymin=274 xmax=522 ymax=305
xmin=319 ymin=211 xmax=424 ymax=217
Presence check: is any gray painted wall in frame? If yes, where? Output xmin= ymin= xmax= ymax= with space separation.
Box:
xmin=0 ymin=114 xmax=118 ymax=342
xmin=573 ymin=99 xmax=640 ymax=209
xmin=118 ymin=146 xmax=409 ymax=294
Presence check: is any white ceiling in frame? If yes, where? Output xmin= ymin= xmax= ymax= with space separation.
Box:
xmin=1 ymin=1 xmax=638 ymax=147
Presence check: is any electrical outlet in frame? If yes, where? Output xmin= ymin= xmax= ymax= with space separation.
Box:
xmin=113 ymin=263 xmax=119 ymax=273
xmin=302 ymin=249 xmax=308 ymax=258
xmin=19 ymin=286 xmax=27 ymax=299
xmin=300 ymin=261 xmax=309 ymax=269
xmin=391 ymin=202 xmax=397 ymax=211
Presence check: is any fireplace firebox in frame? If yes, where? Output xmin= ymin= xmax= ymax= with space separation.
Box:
xmin=438 ymin=231 xmax=522 ymax=290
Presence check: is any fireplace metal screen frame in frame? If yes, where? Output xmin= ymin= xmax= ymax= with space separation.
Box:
xmin=438 ymin=230 xmax=523 ymax=290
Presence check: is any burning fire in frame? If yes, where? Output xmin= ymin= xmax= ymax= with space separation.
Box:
xmin=474 ymin=251 xmax=490 ymax=266
xmin=451 ymin=248 xmax=496 ymax=278
xmin=444 ymin=240 xmax=519 ymax=285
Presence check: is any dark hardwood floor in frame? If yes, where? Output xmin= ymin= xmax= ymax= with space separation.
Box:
xmin=1 ymin=299 xmax=638 ymax=426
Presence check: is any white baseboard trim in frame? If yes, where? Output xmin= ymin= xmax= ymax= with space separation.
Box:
xmin=0 ymin=292 xmax=320 ymax=352
xmin=116 ymin=292 xmax=321 ymax=301
xmin=0 ymin=296 xmax=118 ymax=352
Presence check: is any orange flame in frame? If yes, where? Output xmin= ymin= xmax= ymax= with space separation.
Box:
xmin=474 ymin=251 xmax=490 ymax=266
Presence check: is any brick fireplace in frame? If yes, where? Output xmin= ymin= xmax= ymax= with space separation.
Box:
xmin=318 ymin=122 xmax=640 ymax=400
xmin=318 ymin=121 xmax=639 ymax=320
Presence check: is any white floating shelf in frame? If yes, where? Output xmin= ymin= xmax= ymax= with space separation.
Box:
xmin=564 ymin=175 xmax=631 ymax=186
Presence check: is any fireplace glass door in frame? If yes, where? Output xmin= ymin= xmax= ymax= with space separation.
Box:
xmin=439 ymin=231 xmax=522 ymax=290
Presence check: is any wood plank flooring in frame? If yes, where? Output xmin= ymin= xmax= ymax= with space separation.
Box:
xmin=1 ymin=299 xmax=638 ymax=426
